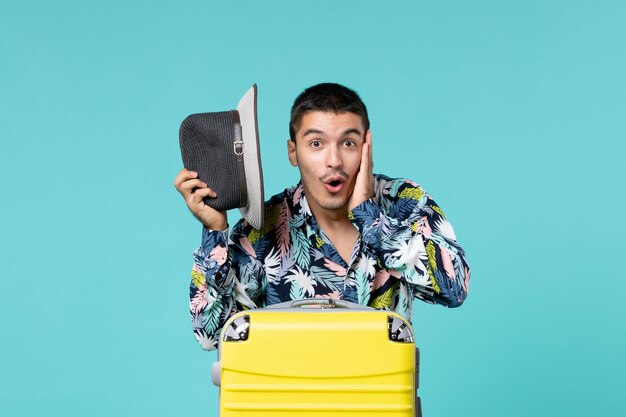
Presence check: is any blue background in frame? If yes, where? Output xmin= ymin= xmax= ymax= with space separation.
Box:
xmin=1 ymin=1 xmax=625 ymax=416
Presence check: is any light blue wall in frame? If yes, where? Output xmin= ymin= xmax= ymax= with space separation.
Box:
xmin=1 ymin=1 xmax=624 ymax=416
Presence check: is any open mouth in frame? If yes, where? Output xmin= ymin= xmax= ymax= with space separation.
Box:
xmin=323 ymin=176 xmax=345 ymax=193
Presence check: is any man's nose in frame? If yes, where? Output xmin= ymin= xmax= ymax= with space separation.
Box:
xmin=326 ymin=146 xmax=342 ymax=168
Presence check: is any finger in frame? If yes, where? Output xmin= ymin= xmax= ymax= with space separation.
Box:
xmin=174 ymin=168 xmax=197 ymax=186
xmin=173 ymin=169 xmax=198 ymax=188
xmin=178 ymin=178 xmax=207 ymax=195
xmin=189 ymin=187 xmax=217 ymax=206
xmin=366 ymin=130 xmax=373 ymax=170
xmin=361 ymin=134 xmax=372 ymax=173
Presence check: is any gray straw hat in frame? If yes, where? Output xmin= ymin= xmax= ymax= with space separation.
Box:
xmin=179 ymin=85 xmax=264 ymax=230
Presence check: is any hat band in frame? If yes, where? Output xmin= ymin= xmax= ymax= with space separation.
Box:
xmin=231 ymin=110 xmax=248 ymax=208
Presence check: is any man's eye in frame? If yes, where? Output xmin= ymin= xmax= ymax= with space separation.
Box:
xmin=310 ymin=140 xmax=321 ymax=148
xmin=344 ymin=140 xmax=356 ymax=147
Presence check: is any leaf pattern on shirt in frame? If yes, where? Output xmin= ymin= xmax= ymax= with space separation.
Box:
xmin=370 ymin=286 xmax=394 ymax=309
xmin=290 ymin=227 xmax=311 ymax=269
xmin=286 ymin=265 xmax=317 ymax=297
xmin=308 ymin=265 xmax=345 ymax=293
xmin=277 ymin=200 xmax=290 ymax=257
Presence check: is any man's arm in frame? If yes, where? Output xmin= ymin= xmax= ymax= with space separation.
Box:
xmin=346 ymin=133 xmax=469 ymax=307
xmin=350 ymin=177 xmax=470 ymax=307
xmin=175 ymin=168 xmax=264 ymax=350
xmin=190 ymin=228 xmax=236 ymax=350
xmin=189 ymin=221 xmax=267 ymax=350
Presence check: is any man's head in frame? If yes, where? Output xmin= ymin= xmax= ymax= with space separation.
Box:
xmin=287 ymin=83 xmax=371 ymax=217
xmin=289 ymin=83 xmax=369 ymax=141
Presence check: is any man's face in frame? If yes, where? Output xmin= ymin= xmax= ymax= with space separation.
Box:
xmin=288 ymin=111 xmax=366 ymax=215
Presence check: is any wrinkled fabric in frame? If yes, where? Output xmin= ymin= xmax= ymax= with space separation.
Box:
xmin=189 ymin=174 xmax=470 ymax=350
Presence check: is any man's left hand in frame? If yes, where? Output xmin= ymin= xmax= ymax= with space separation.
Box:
xmin=349 ymin=130 xmax=374 ymax=211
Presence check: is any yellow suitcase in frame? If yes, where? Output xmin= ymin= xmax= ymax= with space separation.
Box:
xmin=212 ymin=299 xmax=422 ymax=417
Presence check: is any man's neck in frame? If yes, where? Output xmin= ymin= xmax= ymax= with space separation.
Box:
xmin=305 ymin=195 xmax=351 ymax=230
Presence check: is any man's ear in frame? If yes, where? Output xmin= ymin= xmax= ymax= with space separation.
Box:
xmin=287 ymin=139 xmax=298 ymax=167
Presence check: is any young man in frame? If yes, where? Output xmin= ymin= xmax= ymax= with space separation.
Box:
xmin=174 ymin=83 xmax=470 ymax=350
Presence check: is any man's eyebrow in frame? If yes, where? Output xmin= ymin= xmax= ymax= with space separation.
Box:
xmin=302 ymin=128 xmax=324 ymax=137
xmin=341 ymin=128 xmax=363 ymax=136
xmin=302 ymin=128 xmax=363 ymax=137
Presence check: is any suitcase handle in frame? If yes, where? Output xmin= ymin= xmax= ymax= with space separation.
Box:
xmin=266 ymin=298 xmax=374 ymax=310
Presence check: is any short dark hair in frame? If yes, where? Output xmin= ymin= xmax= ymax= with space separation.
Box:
xmin=289 ymin=83 xmax=369 ymax=140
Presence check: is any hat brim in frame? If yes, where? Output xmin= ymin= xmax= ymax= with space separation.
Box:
xmin=237 ymin=85 xmax=265 ymax=230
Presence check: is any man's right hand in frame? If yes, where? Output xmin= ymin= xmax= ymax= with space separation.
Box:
xmin=174 ymin=168 xmax=228 ymax=231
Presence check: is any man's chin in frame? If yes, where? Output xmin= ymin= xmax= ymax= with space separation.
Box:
xmin=318 ymin=197 xmax=350 ymax=212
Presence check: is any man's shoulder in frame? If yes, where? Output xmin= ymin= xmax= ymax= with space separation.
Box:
xmin=374 ymin=173 xmax=426 ymax=200
xmin=371 ymin=173 xmax=447 ymax=224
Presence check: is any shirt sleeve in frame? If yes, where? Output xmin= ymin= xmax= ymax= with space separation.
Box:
xmin=189 ymin=222 xmax=265 ymax=351
xmin=349 ymin=178 xmax=470 ymax=308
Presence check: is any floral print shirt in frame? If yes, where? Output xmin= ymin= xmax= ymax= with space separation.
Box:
xmin=190 ymin=174 xmax=470 ymax=350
